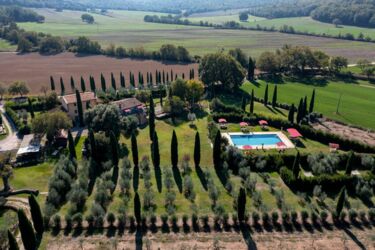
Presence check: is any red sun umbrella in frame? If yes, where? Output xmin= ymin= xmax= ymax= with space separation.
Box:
xmin=218 ymin=118 xmax=227 ymax=123
xmin=287 ymin=128 xmax=302 ymax=138
xmin=259 ymin=120 xmax=268 ymax=125
xmin=277 ymin=141 xmax=286 ymax=148
xmin=124 ymin=109 xmax=131 ymax=113
xmin=137 ymin=105 xmax=144 ymax=110
xmin=242 ymin=145 xmax=253 ymax=150
xmin=240 ymin=122 xmax=248 ymax=127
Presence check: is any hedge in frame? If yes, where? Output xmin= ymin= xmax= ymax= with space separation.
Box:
xmin=5 ymin=106 xmax=31 ymax=135
xmin=280 ymin=166 xmax=354 ymax=192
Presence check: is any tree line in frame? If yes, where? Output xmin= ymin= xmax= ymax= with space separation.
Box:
xmin=249 ymin=0 xmax=375 ymax=28
xmin=144 ymin=13 xmax=375 ymax=44
xmin=0 ymin=5 xmax=44 ymax=24
xmin=0 ymin=22 xmax=194 ymax=62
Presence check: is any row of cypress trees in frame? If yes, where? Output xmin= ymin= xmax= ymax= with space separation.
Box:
xmin=50 ymin=69 xmax=196 ymax=94
xmin=8 ymin=194 xmax=44 ymax=250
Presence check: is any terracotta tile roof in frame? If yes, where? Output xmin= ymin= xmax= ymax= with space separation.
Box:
xmin=111 ymin=98 xmax=144 ymax=110
xmin=62 ymin=92 xmax=96 ymax=104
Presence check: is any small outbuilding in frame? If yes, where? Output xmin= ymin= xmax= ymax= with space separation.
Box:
xmin=111 ymin=98 xmax=147 ymax=125
xmin=16 ymin=134 xmax=43 ymax=164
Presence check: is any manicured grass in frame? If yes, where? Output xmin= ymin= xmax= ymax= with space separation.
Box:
xmin=9 ymin=161 xmax=55 ymax=204
xmin=241 ymin=78 xmax=375 ymax=130
xmin=188 ymin=14 xmax=375 ymax=40
xmin=16 ymin=8 xmax=375 ymax=62
xmin=0 ymin=38 xmax=16 ymax=52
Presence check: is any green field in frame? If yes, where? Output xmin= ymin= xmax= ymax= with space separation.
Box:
xmin=0 ymin=39 xmax=16 ymax=52
xmin=188 ymin=14 xmax=375 ymax=40
xmin=16 ymin=8 xmax=375 ymax=62
xmin=241 ymin=78 xmax=375 ymax=129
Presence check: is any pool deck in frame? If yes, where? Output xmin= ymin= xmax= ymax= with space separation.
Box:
xmin=222 ymin=131 xmax=295 ymax=150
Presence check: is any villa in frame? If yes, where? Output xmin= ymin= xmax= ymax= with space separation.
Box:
xmin=60 ymin=92 xmax=98 ymax=122
xmin=111 ymin=97 xmax=147 ymax=125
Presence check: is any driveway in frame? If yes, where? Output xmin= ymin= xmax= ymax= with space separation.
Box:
xmin=0 ymin=103 xmax=22 ymax=152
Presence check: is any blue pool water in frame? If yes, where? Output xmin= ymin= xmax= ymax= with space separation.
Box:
xmin=230 ymin=134 xmax=282 ymax=146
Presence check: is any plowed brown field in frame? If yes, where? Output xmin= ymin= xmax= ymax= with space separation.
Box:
xmin=0 ymin=52 xmax=198 ymax=94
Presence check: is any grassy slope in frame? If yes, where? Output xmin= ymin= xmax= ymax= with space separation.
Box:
xmin=188 ymin=14 xmax=375 ymax=40
xmin=241 ymin=78 xmax=375 ymax=129
xmin=16 ymin=9 xmax=375 ymax=62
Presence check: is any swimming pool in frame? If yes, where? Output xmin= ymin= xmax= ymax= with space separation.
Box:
xmin=231 ymin=134 xmax=282 ymax=146
xmin=223 ymin=132 xmax=295 ymax=150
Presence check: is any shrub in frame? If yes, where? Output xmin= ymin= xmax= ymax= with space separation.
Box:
xmin=320 ymin=211 xmax=328 ymax=223
xmin=359 ymin=211 xmax=367 ymax=223
xmin=182 ymin=214 xmax=189 ymax=225
xmin=85 ymin=214 xmax=94 ymax=227
xmin=65 ymin=214 xmax=72 ymax=229
xmin=107 ymin=212 xmax=116 ymax=226
xmin=349 ymin=209 xmax=358 ymax=223
xmin=340 ymin=211 xmax=347 ymax=221
xmin=72 ymin=213 xmax=83 ymax=228
xmin=51 ymin=214 xmax=61 ymax=229
xmin=368 ymin=208 xmax=375 ymax=222
xmin=262 ymin=212 xmax=270 ymax=225
xmin=252 ymin=212 xmax=260 ymax=225
xmin=281 ymin=211 xmax=290 ymax=224
xmin=301 ymin=210 xmax=309 ymax=223
xmin=117 ymin=214 xmax=126 ymax=228
xmin=161 ymin=214 xmax=168 ymax=225
xmin=291 ymin=211 xmax=298 ymax=223
xmin=191 ymin=213 xmax=198 ymax=227
xmin=271 ymin=211 xmax=279 ymax=225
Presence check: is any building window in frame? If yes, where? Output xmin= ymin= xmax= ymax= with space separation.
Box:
xmin=75 ymin=110 xmax=77 ymax=114
xmin=74 ymin=103 xmax=77 ymax=107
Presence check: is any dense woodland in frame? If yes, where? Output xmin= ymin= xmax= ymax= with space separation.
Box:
xmin=0 ymin=5 xmax=44 ymax=23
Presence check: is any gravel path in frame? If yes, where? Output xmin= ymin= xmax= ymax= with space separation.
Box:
xmin=0 ymin=103 xmax=21 ymax=152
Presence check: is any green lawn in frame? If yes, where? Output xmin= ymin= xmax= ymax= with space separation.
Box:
xmin=241 ymin=78 xmax=375 ymax=130
xmin=16 ymin=8 xmax=375 ymax=62
xmin=188 ymin=14 xmax=375 ymax=40
xmin=0 ymin=39 xmax=16 ymax=52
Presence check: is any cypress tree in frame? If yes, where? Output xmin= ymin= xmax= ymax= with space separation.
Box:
xmin=80 ymin=76 xmax=86 ymax=92
xmin=110 ymin=131 xmax=119 ymax=167
xmin=111 ymin=72 xmax=116 ymax=90
xmin=272 ymin=85 xmax=277 ymax=108
xmin=194 ymin=132 xmax=201 ymax=168
xmin=18 ymin=209 xmax=36 ymax=250
xmin=60 ymin=77 xmax=65 ymax=96
xmin=134 ymin=192 xmax=141 ymax=225
xmin=171 ymin=130 xmax=178 ymax=168
xmin=296 ymin=98 xmax=303 ymax=123
xmin=163 ymin=70 xmax=166 ymax=83
xmin=75 ymin=90 xmax=84 ymax=127
xmin=131 ymin=133 xmax=139 ymax=167
xmin=303 ymin=96 xmax=308 ymax=118
xmin=191 ymin=68 xmax=195 ymax=79
xmin=152 ymin=131 xmax=160 ymax=168
xmin=68 ymin=129 xmax=76 ymax=160
xmin=345 ymin=151 xmax=353 ymax=176
xmin=88 ymin=129 xmax=96 ymax=160
xmin=149 ymin=95 xmax=155 ymax=141
xmin=150 ymin=73 xmax=153 ymax=85
xmin=90 ymin=76 xmax=96 ymax=92
xmin=288 ymin=104 xmax=295 ymax=124
xmin=336 ymin=186 xmax=346 ymax=216
xmin=241 ymin=96 xmax=246 ymax=111
xmin=292 ymin=152 xmax=300 ymax=179
xmin=159 ymin=85 xmax=163 ymax=107
xmin=70 ymin=76 xmax=75 ymax=91
xmin=120 ymin=72 xmax=125 ymax=88
xmin=171 ymin=69 xmax=173 ymax=81
xmin=250 ymin=89 xmax=254 ymax=114
xmin=213 ymin=130 xmax=222 ymax=169
xmin=50 ymin=76 xmax=55 ymax=91
xmin=7 ymin=230 xmax=19 ymax=250
xmin=28 ymin=194 xmax=44 ymax=235
xmin=309 ymin=89 xmax=315 ymax=113
xmin=237 ymin=188 xmax=246 ymax=222
xmin=101 ymin=73 xmax=106 ymax=92
xmin=247 ymin=56 xmax=255 ymax=81
xmin=28 ymin=98 xmax=34 ymax=119
xmin=182 ymin=73 xmax=185 ymax=79
xmin=166 ymin=73 xmax=169 ymax=82
xmin=264 ymin=84 xmax=268 ymax=106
